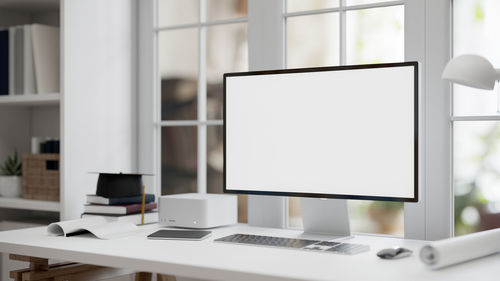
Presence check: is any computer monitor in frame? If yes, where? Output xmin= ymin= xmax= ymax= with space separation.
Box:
xmin=223 ymin=62 xmax=419 ymax=237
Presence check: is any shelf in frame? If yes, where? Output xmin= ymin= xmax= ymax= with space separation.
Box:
xmin=0 ymin=93 xmax=60 ymax=106
xmin=0 ymin=0 xmax=59 ymax=14
xmin=0 ymin=197 xmax=60 ymax=212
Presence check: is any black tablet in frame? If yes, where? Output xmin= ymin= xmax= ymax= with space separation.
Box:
xmin=147 ymin=229 xmax=212 ymax=241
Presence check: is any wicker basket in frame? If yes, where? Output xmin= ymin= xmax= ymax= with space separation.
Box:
xmin=22 ymin=154 xmax=60 ymax=201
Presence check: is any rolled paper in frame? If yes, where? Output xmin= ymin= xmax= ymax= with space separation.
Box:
xmin=420 ymin=228 xmax=500 ymax=269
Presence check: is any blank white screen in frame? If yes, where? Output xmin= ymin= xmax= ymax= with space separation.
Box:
xmin=225 ymin=65 xmax=415 ymax=199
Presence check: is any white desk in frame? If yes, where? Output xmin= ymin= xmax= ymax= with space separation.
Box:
xmin=0 ymin=224 xmax=498 ymax=281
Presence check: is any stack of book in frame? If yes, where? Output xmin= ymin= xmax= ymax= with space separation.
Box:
xmin=82 ymin=193 xmax=158 ymax=225
xmin=0 ymin=24 xmax=59 ymax=96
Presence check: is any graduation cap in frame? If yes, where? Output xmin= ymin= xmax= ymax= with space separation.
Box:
xmin=94 ymin=172 xmax=152 ymax=198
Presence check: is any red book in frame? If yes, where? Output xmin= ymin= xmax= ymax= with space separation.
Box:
xmin=83 ymin=202 xmax=157 ymax=215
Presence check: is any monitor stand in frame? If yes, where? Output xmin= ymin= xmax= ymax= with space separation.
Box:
xmin=300 ymin=198 xmax=351 ymax=240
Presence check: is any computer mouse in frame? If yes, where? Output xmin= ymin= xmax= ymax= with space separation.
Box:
xmin=376 ymin=247 xmax=413 ymax=259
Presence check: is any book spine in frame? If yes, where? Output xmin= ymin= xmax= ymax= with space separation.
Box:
xmin=0 ymin=30 xmax=8 ymax=95
xmin=107 ymin=194 xmax=155 ymax=205
xmin=14 ymin=26 xmax=23 ymax=95
xmin=23 ymin=24 xmax=36 ymax=95
xmin=84 ymin=202 xmax=157 ymax=215
xmin=8 ymin=27 xmax=15 ymax=95
xmin=87 ymin=194 xmax=155 ymax=205
xmin=124 ymin=203 xmax=157 ymax=214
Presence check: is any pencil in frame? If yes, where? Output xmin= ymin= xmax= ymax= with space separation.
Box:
xmin=141 ymin=185 xmax=146 ymax=225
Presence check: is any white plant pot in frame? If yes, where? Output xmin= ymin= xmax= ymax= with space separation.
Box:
xmin=0 ymin=176 xmax=22 ymax=198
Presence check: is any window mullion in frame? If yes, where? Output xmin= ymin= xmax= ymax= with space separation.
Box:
xmin=340 ymin=0 xmax=346 ymax=65
xmin=198 ymin=0 xmax=207 ymax=193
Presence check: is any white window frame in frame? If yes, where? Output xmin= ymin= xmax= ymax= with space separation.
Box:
xmin=138 ymin=0 xmax=453 ymax=240
xmin=404 ymin=0 xmax=452 ymax=240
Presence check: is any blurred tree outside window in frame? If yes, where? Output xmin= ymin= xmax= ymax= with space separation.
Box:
xmin=453 ymin=0 xmax=500 ymax=236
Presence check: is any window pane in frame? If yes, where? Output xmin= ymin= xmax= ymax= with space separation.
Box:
xmin=159 ymin=29 xmax=198 ymax=120
xmin=207 ymin=125 xmax=248 ymax=222
xmin=453 ymin=0 xmax=500 ymax=116
xmin=289 ymin=198 xmax=404 ymax=235
xmin=161 ymin=126 xmax=198 ymax=195
xmin=289 ymin=198 xmax=302 ymax=228
xmin=349 ymin=201 xmax=403 ymax=235
xmin=207 ymin=0 xmax=248 ymax=22
xmin=346 ymin=6 xmax=404 ymax=65
xmin=207 ymin=23 xmax=248 ymax=120
xmin=346 ymin=0 xmax=393 ymax=5
xmin=158 ymin=0 xmax=199 ymax=27
xmin=454 ymin=121 xmax=500 ymax=235
xmin=287 ymin=13 xmax=340 ymax=68
xmin=207 ymin=125 xmax=223 ymax=194
xmin=287 ymin=0 xmax=339 ymax=12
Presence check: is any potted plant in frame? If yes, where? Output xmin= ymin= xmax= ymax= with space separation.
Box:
xmin=0 ymin=151 xmax=23 ymax=198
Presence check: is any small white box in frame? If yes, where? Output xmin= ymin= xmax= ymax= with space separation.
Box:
xmin=159 ymin=193 xmax=237 ymax=228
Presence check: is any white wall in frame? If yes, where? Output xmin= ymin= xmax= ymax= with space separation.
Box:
xmin=31 ymin=106 xmax=60 ymax=138
xmin=0 ymin=9 xmax=30 ymax=27
xmin=31 ymin=11 xmax=60 ymax=26
xmin=0 ymin=108 xmax=30 ymax=163
xmin=61 ymin=0 xmax=137 ymax=220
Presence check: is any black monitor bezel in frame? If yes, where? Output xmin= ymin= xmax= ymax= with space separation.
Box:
xmin=223 ymin=62 xmax=419 ymax=203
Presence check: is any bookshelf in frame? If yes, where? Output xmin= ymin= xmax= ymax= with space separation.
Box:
xmin=0 ymin=2 xmax=61 ymax=278
xmin=0 ymin=93 xmax=60 ymax=106
xmin=0 ymin=197 xmax=59 ymax=212
xmin=0 ymin=0 xmax=61 ymax=224
xmin=1 ymin=1 xmax=139 ymax=280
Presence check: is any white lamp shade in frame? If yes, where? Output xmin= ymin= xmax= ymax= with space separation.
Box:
xmin=442 ymin=54 xmax=498 ymax=90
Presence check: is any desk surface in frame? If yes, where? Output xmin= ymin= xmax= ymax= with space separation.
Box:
xmin=0 ymin=224 xmax=498 ymax=281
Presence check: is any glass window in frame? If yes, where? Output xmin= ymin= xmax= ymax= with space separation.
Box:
xmin=161 ymin=126 xmax=198 ymax=195
xmin=347 ymin=0 xmax=392 ymax=6
xmin=158 ymin=0 xmax=248 ymax=222
xmin=454 ymin=121 xmax=500 ymax=235
xmin=157 ymin=0 xmax=408 ymax=229
xmin=159 ymin=29 xmax=199 ymax=120
xmin=453 ymin=0 xmax=500 ymax=116
xmin=158 ymin=0 xmax=198 ymax=27
xmin=287 ymin=0 xmax=339 ymax=12
xmin=206 ymin=23 xmax=248 ymax=119
xmin=207 ymin=0 xmax=248 ymax=21
xmin=286 ymin=3 xmax=405 ymax=235
xmin=346 ymin=6 xmax=404 ymax=64
xmin=453 ymin=0 xmax=500 ymax=236
xmin=206 ymin=22 xmax=249 ymax=220
xmin=287 ymin=13 xmax=340 ymax=68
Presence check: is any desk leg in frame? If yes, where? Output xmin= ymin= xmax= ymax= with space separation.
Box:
xmin=135 ymin=272 xmax=152 ymax=281
xmin=9 ymin=254 xmax=49 ymax=281
xmin=134 ymin=273 xmax=176 ymax=281
xmin=9 ymin=254 xmax=115 ymax=281
xmin=157 ymin=274 xmax=176 ymax=281
xmin=9 ymin=255 xmax=177 ymax=281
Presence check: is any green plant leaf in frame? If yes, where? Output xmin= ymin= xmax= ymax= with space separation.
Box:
xmin=0 ymin=151 xmax=22 ymax=176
